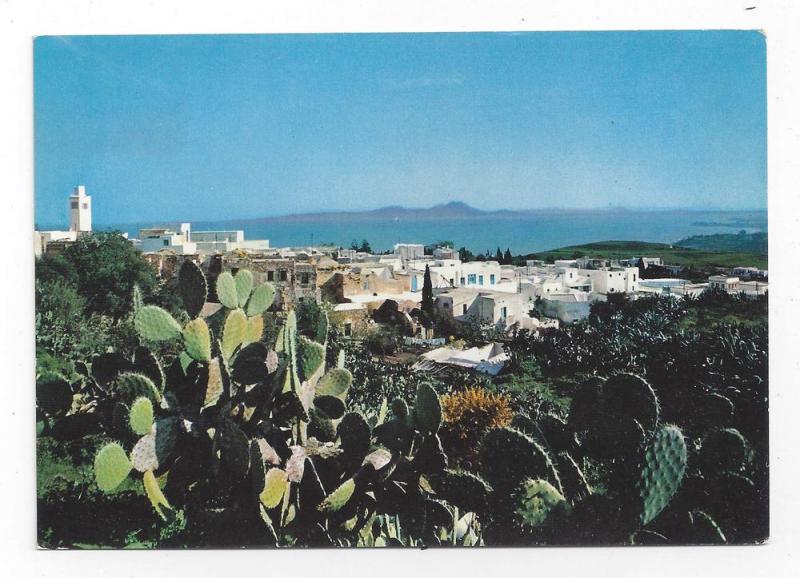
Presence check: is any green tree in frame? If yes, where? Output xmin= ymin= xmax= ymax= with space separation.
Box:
xmin=503 ymin=248 xmax=513 ymax=265
xmin=495 ymin=247 xmax=503 ymax=262
xmin=63 ymin=232 xmax=158 ymax=319
xmin=35 ymin=253 xmax=78 ymax=286
xmin=422 ymin=264 xmax=434 ymax=318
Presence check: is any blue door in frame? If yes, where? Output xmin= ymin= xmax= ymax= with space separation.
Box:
xmin=412 ymin=276 xmax=418 ymax=291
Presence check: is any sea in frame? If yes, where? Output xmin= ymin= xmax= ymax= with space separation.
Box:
xmin=84 ymin=209 xmax=766 ymax=256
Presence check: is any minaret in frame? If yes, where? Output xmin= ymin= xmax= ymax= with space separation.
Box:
xmin=69 ymin=185 xmax=92 ymax=232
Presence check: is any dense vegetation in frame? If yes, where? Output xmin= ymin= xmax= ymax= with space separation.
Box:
xmin=35 ymin=240 xmax=768 ymax=548
xmin=675 ymin=231 xmax=767 ymax=255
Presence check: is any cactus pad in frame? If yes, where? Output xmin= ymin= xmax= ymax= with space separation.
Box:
xmin=639 ymin=425 xmax=688 ymax=526
xmin=215 ymin=272 xmax=239 ymax=309
xmin=94 ymin=443 xmax=133 ymax=492
xmin=221 ymin=308 xmax=248 ymax=360
xmin=698 ymin=427 xmax=749 ymax=475
xmin=515 ymin=479 xmax=567 ymax=527
xmin=143 ymin=469 xmax=172 ymax=520
xmin=246 ymin=283 xmax=275 ymax=317
xmin=129 ymin=396 xmax=154 ymax=436
xmin=260 ymin=468 xmax=289 ymax=508
xmin=178 ymin=260 xmax=207 ymax=319
xmin=480 ymin=427 xmax=560 ymax=493
xmin=204 ymin=357 xmax=224 ymax=407
xmin=130 ymin=430 xmax=159 ymax=472
xmin=299 ymin=337 xmax=325 ymax=381
xmin=112 ymin=372 xmax=161 ymax=406
xmin=245 ymin=314 xmax=264 ymax=344
xmin=430 ymin=469 xmax=492 ymax=515
xmin=414 ymin=382 xmax=442 ymax=434
xmin=318 ymin=478 xmax=356 ymax=513
xmin=132 ymin=346 xmax=164 ymax=391
xmin=134 ymin=305 xmax=182 ymax=342
xmin=316 ymin=368 xmax=352 ymax=398
xmin=315 ymin=395 xmax=346 ymax=420
xmin=234 ymin=269 xmax=254 ymax=307
xmin=391 ymin=398 xmax=409 ymax=420
xmin=183 ymin=318 xmax=212 ymax=362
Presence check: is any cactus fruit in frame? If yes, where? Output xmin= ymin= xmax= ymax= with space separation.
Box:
xmin=260 ymin=468 xmax=289 ymax=508
xmin=515 ymin=479 xmax=568 ymax=527
xmin=221 ymin=309 xmax=249 ymax=360
xmin=112 ymin=372 xmax=161 ymax=406
xmin=129 ymin=396 xmax=154 ymax=436
xmin=316 ymin=368 xmax=353 ymax=398
xmin=178 ymin=260 xmax=207 ymax=319
xmin=413 ymin=382 xmax=442 ymax=434
xmin=480 ymin=427 xmax=560 ymax=493
xmin=246 ymin=284 xmax=275 ymax=317
xmin=639 ymin=425 xmax=688 ymax=526
xmin=94 ymin=442 xmax=133 ymax=492
xmin=183 ymin=318 xmax=212 ymax=362
xmin=299 ymin=337 xmax=325 ymax=381
xmin=318 ymin=478 xmax=356 ymax=513
xmin=143 ymin=469 xmax=172 ymax=520
xmin=234 ymin=270 xmax=254 ymax=307
xmin=216 ymin=272 xmax=239 ymax=309
xmin=134 ymin=305 xmax=182 ymax=342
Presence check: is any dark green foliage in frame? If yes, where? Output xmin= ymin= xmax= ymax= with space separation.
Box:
xmin=421 ymin=265 xmax=434 ymax=317
xmin=63 ymin=232 xmax=158 ymax=319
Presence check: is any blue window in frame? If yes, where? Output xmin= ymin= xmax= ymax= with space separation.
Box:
xmin=490 ymin=274 xmax=496 ymax=284
xmin=460 ymin=277 xmax=465 ymax=285
xmin=479 ymin=275 xmax=484 ymax=285
xmin=467 ymin=274 xmax=477 ymax=284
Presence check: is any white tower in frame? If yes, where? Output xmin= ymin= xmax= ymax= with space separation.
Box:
xmin=69 ymin=185 xmax=92 ymax=232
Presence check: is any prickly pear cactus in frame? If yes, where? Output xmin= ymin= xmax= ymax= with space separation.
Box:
xmin=246 ymin=283 xmax=275 ymax=317
xmin=315 ymin=368 xmax=352 ymax=398
xmin=215 ymin=272 xmax=239 ymax=309
xmin=639 ymin=425 xmax=688 ymax=525
xmin=129 ymin=396 xmax=154 ymax=436
xmin=94 ymin=442 xmax=133 ymax=492
xmin=480 ymin=427 xmax=561 ymax=494
xmin=234 ymin=269 xmax=254 ymax=307
xmin=134 ymin=305 xmax=182 ymax=342
xmin=318 ymin=478 xmax=356 ymax=513
xmin=515 ymin=479 xmax=567 ymax=527
xmin=178 ymin=260 xmax=207 ymax=319
xmin=414 ymin=382 xmax=442 ymax=434
xmin=183 ymin=318 xmax=212 ymax=362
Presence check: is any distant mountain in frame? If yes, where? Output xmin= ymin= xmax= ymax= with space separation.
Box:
xmin=675 ymin=231 xmax=767 ymax=254
xmin=235 ymin=201 xmax=631 ymax=224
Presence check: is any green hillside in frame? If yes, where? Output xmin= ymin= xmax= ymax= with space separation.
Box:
xmin=526 ymin=240 xmax=767 ymax=270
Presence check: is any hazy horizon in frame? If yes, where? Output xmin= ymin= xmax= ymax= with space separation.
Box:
xmin=35 ymin=31 xmax=766 ymax=225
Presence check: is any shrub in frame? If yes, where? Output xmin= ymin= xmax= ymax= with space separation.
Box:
xmin=440 ymin=387 xmax=513 ymax=468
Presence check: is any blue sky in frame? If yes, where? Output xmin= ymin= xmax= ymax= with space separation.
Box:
xmin=34 ymin=31 xmax=766 ymax=226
